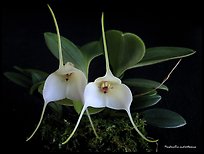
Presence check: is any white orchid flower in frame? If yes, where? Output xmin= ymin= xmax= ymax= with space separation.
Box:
xmin=43 ymin=62 xmax=87 ymax=103
xmin=62 ymin=13 xmax=158 ymax=145
xmin=26 ymin=5 xmax=98 ymax=141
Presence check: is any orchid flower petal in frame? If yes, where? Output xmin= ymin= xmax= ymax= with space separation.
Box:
xmin=26 ymin=70 xmax=67 ymax=141
xmin=65 ymin=68 xmax=87 ymax=101
xmin=42 ymin=62 xmax=87 ymax=103
xmin=106 ymin=83 xmax=132 ymax=110
xmin=84 ymin=71 xmax=158 ymax=143
xmin=84 ymin=82 xmax=132 ymax=110
xmin=84 ymin=82 xmax=106 ymax=108
xmin=26 ymin=69 xmax=67 ymax=141
xmin=43 ymin=71 xmax=67 ymax=103
xmin=26 ymin=64 xmax=88 ymax=142
xmin=34 ymin=64 xmax=91 ymax=143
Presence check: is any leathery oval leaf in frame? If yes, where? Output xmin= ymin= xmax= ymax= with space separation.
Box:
xmin=44 ymin=32 xmax=86 ymax=73
xmin=135 ymin=47 xmax=196 ymax=68
xmin=132 ymin=94 xmax=162 ymax=110
xmin=142 ymin=108 xmax=186 ymax=128
xmin=123 ymin=78 xmax=168 ymax=91
xmin=100 ymin=30 xmax=145 ymax=77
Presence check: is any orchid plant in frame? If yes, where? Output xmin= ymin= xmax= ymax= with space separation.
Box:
xmin=4 ymin=5 xmax=196 ymax=152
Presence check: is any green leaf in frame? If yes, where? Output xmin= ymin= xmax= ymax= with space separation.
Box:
xmin=137 ymin=90 xmax=158 ymax=96
xmin=142 ymin=108 xmax=186 ymax=128
xmin=80 ymin=41 xmax=103 ymax=61
xmin=80 ymin=41 xmax=103 ymax=74
xmin=14 ymin=66 xmax=48 ymax=84
xmin=4 ymin=72 xmax=32 ymax=88
xmin=12 ymin=67 xmax=48 ymax=94
xmin=48 ymin=102 xmax=63 ymax=117
xmin=73 ymin=101 xmax=104 ymax=115
xmin=38 ymin=82 xmax=44 ymax=94
xmin=123 ymin=78 xmax=168 ymax=91
xmin=73 ymin=100 xmax=83 ymax=114
xmin=132 ymin=94 xmax=161 ymax=110
xmin=24 ymin=69 xmax=48 ymax=84
xmin=101 ymin=30 xmax=145 ymax=77
xmin=29 ymin=81 xmax=44 ymax=95
xmin=87 ymin=107 xmax=105 ymax=115
xmin=13 ymin=66 xmax=30 ymax=77
xmin=135 ymin=47 xmax=196 ymax=67
xmin=44 ymin=32 xmax=86 ymax=73
xmin=55 ymin=98 xmax=73 ymax=106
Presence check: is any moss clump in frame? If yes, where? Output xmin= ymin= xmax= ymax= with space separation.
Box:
xmin=38 ymin=107 xmax=154 ymax=152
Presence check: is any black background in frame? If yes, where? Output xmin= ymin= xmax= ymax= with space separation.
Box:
xmin=1 ymin=0 xmax=203 ymax=152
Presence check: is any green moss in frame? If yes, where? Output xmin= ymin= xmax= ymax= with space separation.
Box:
xmin=39 ymin=107 xmax=155 ymax=152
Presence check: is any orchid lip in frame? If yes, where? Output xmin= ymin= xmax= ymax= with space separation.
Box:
xmin=100 ymin=81 xmax=112 ymax=94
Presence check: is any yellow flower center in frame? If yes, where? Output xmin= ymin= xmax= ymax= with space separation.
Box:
xmin=100 ymin=81 xmax=112 ymax=94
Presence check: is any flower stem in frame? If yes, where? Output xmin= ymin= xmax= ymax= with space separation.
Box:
xmin=47 ymin=4 xmax=63 ymax=67
xmin=26 ymin=103 xmax=47 ymax=141
xmin=135 ymin=59 xmax=182 ymax=97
